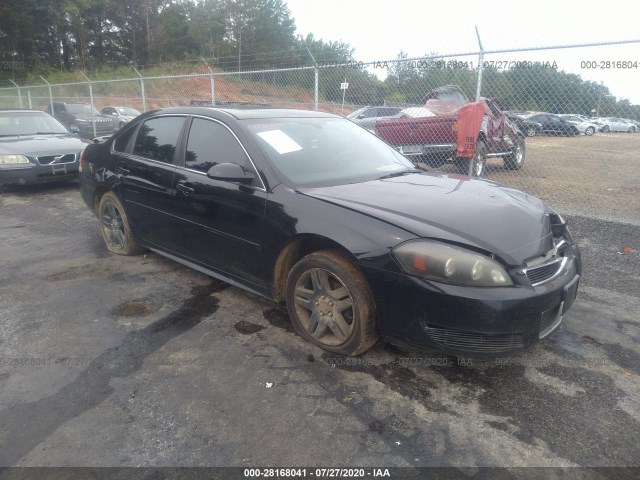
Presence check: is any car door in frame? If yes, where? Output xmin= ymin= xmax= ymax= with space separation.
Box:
xmin=169 ymin=116 xmax=268 ymax=289
xmin=115 ymin=115 xmax=187 ymax=252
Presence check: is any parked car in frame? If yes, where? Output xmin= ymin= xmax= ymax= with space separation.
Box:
xmin=557 ymin=114 xmax=598 ymax=136
xmin=594 ymin=117 xmax=637 ymax=133
xmin=0 ymin=109 xmax=88 ymax=185
xmin=375 ymin=86 xmax=525 ymax=176
xmin=626 ymin=119 xmax=640 ymax=132
xmin=46 ymin=102 xmax=115 ymax=139
xmin=506 ymin=113 xmax=543 ymax=137
xmin=346 ymin=106 xmax=403 ymax=132
xmin=100 ymin=106 xmax=141 ymax=130
xmin=79 ymin=107 xmax=581 ymax=357
xmin=520 ymin=113 xmax=580 ymax=136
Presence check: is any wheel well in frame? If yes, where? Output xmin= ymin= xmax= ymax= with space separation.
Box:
xmin=272 ymin=236 xmax=357 ymax=303
xmin=93 ymin=186 xmax=111 ymax=213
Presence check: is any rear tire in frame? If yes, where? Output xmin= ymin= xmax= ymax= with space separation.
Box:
xmin=97 ymin=191 xmax=146 ymax=256
xmin=455 ymin=140 xmax=487 ymax=177
xmin=525 ymin=126 xmax=537 ymax=137
xmin=585 ymin=126 xmax=595 ymax=136
xmin=285 ymin=250 xmax=378 ymax=356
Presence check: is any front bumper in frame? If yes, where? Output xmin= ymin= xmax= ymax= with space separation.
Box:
xmin=76 ymin=123 xmax=114 ymax=138
xmin=362 ymin=251 xmax=580 ymax=356
xmin=0 ymin=161 xmax=79 ymax=185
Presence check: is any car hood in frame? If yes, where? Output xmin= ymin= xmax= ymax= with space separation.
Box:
xmin=0 ymin=135 xmax=87 ymax=155
xmin=298 ymin=172 xmax=554 ymax=266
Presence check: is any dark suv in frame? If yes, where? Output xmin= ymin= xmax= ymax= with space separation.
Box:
xmin=46 ymin=102 xmax=115 ymax=139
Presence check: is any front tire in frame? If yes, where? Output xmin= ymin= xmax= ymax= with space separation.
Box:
xmin=525 ymin=126 xmax=537 ymax=137
xmin=98 ymin=191 xmax=146 ymax=256
xmin=504 ymin=136 xmax=525 ymax=170
xmin=285 ymin=250 xmax=378 ymax=356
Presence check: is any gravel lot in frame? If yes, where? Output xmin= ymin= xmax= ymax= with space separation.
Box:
xmin=0 ymin=134 xmax=639 ymax=475
xmin=439 ymin=132 xmax=640 ymax=225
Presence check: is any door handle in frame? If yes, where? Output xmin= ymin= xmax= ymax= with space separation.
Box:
xmin=176 ymin=181 xmax=195 ymax=195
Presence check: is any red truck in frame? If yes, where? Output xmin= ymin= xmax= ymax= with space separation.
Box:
xmin=374 ymin=86 xmax=525 ymax=177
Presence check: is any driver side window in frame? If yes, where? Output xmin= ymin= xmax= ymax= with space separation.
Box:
xmin=185 ymin=118 xmax=259 ymax=186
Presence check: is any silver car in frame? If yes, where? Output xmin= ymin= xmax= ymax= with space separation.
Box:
xmin=347 ymin=106 xmax=403 ymax=132
xmin=557 ymin=114 xmax=598 ymax=136
xmin=100 ymin=106 xmax=141 ymax=131
xmin=595 ymin=117 xmax=637 ymax=133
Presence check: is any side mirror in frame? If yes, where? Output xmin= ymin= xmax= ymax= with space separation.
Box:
xmin=357 ymin=114 xmax=365 ymax=119
xmin=69 ymin=125 xmax=80 ymax=134
xmin=207 ymin=163 xmax=254 ymax=183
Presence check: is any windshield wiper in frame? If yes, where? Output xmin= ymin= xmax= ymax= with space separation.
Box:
xmin=35 ymin=132 xmax=66 ymax=135
xmin=376 ymin=169 xmax=421 ymax=180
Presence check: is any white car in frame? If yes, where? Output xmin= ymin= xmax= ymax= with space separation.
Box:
xmin=557 ymin=114 xmax=598 ymax=136
xmin=100 ymin=106 xmax=141 ymax=130
xmin=594 ymin=117 xmax=636 ymax=133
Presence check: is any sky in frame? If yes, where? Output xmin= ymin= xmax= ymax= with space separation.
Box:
xmin=285 ymin=0 xmax=640 ymax=105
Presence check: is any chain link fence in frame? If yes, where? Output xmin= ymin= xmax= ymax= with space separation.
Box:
xmin=1 ymin=41 xmax=639 ymax=224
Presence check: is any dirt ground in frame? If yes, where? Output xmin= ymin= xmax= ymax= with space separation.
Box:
xmin=462 ymin=132 xmax=640 ymax=225
xmin=0 ymin=131 xmax=639 ymax=474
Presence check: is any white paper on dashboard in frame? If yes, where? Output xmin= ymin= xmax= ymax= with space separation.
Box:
xmin=256 ymin=130 xmax=303 ymax=154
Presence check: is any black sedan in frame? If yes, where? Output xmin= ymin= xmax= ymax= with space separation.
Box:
xmin=79 ymin=108 xmax=581 ymax=356
xmin=520 ymin=113 xmax=580 ymax=136
xmin=506 ymin=113 xmax=542 ymax=137
xmin=0 ymin=109 xmax=88 ymax=185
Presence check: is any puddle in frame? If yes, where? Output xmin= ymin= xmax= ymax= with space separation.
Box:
xmin=111 ymin=300 xmax=158 ymax=318
xmin=263 ymin=306 xmax=294 ymax=332
xmin=234 ymin=321 xmax=266 ymax=335
xmin=369 ymin=420 xmax=384 ymax=433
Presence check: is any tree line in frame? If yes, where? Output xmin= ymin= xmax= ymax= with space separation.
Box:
xmin=0 ymin=0 xmax=636 ymax=118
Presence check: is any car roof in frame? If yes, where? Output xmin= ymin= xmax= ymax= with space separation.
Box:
xmin=144 ymin=107 xmax=339 ymax=120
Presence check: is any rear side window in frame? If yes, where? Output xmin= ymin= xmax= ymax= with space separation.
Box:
xmin=133 ymin=116 xmax=184 ymax=163
xmin=113 ymin=125 xmax=137 ymax=153
xmin=185 ymin=118 xmax=257 ymax=183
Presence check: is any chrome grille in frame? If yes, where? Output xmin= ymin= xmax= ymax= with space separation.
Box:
xmin=524 ymin=257 xmax=567 ymax=286
xmin=36 ymin=153 xmax=77 ymax=165
xmin=422 ymin=324 xmax=524 ymax=353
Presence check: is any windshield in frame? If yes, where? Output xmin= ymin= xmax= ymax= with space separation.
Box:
xmin=243 ymin=117 xmax=415 ymax=187
xmin=117 ymin=107 xmax=140 ymax=116
xmin=66 ymin=104 xmax=100 ymax=115
xmin=0 ymin=111 xmax=70 ymax=135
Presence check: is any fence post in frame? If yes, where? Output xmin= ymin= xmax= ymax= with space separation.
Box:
xmin=469 ymin=26 xmax=485 ymax=176
xmin=9 ymin=80 xmax=22 ymax=108
xmin=41 ymin=77 xmax=54 ymax=114
xmin=132 ymin=67 xmax=146 ymax=112
xmin=307 ymin=48 xmax=319 ymax=110
xmin=475 ymin=26 xmax=484 ymax=102
xmin=27 ymin=90 xmax=32 ymax=108
xmin=202 ymin=57 xmax=216 ymax=106
xmin=81 ymin=72 xmax=97 ymax=138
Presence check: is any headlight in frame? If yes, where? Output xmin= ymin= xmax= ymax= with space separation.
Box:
xmin=392 ymin=241 xmax=513 ymax=287
xmin=0 ymin=154 xmax=30 ymax=165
